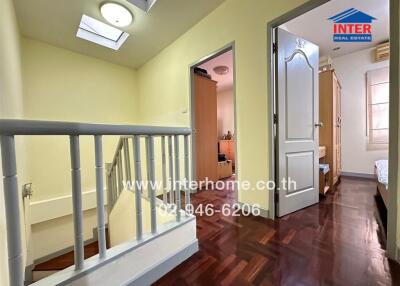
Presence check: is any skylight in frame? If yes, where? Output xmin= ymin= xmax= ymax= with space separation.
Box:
xmin=127 ymin=0 xmax=159 ymax=12
xmin=76 ymin=15 xmax=129 ymax=50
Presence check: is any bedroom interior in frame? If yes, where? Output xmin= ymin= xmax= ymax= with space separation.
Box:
xmin=192 ymin=48 xmax=236 ymax=187
xmin=279 ymin=0 xmax=389 ymax=226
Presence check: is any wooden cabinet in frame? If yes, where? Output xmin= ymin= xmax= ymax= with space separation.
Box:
xmin=219 ymin=140 xmax=235 ymax=167
xmin=218 ymin=160 xmax=233 ymax=179
xmin=194 ymin=74 xmax=218 ymax=183
xmin=334 ymin=75 xmax=342 ymax=184
xmin=319 ymin=70 xmax=342 ymax=189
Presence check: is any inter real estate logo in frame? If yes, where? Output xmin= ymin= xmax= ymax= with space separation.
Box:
xmin=328 ymin=8 xmax=376 ymax=42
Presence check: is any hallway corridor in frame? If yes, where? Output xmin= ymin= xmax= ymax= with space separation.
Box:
xmin=155 ymin=177 xmax=400 ymax=285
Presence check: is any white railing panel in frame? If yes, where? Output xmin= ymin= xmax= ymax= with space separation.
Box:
xmin=0 ymin=119 xmax=192 ymax=285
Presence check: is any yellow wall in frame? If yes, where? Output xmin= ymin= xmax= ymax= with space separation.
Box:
xmin=0 ymin=0 xmax=27 ymax=284
xmin=0 ymin=8 xmax=24 ymax=119
xmin=137 ymin=0 xmax=306 ymax=211
xmin=21 ymin=38 xmax=139 ymax=201
xmin=109 ymin=190 xmax=175 ymax=246
xmin=31 ymin=208 xmax=100 ymax=259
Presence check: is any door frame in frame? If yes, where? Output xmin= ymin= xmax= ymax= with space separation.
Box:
xmin=188 ymin=42 xmax=238 ymax=200
xmin=267 ymin=0 xmax=399 ymax=260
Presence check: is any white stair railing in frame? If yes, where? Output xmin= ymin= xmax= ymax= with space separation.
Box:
xmin=106 ymin=134 xmax=192 ymax=232
xmin=0 ymin=119 xmax=192 ymax=286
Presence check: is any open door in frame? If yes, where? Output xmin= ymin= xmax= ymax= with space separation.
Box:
xmin=275 ymin=28 xmax=320 ymax=217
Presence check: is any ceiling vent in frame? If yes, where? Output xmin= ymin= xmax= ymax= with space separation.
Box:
xmin=375 ymin=42 xmax=389 ymax=62
xmin=127 ymin=0 xmax=159 ymax=12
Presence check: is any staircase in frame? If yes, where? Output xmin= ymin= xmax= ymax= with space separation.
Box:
xmin=32 ymin=240 xmax=99 ymax=282
xmin=0 ymin=119 xmax=198 ymax=286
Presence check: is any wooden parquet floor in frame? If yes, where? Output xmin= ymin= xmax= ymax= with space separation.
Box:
xmin=154 ymin=177 xmax=400 ymax=286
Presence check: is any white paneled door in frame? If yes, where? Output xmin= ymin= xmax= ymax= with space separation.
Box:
xmin=276 ymin=28 xmax=320 ymax=217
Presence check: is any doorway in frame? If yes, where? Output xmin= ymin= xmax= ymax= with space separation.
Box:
xmin=268 ymin=0 xmax=398 ymax=259
xmin=189 ymin=44 xmax=237 ymax=196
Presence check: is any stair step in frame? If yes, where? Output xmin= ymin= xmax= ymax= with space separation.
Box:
xmin=33 ymin=241 xmax=99 ymax=271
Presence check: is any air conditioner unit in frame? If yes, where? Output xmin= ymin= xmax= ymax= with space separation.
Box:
xmin=375 ymin=42 xmax=389 ymax=62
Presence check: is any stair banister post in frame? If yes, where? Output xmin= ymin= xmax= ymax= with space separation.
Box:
xmin=146 ymin=136 xmax=157 ymax=234
xmin=123 ymin=138 xmax=132 ymax=182
xmin=105 ymin=163 xmax=112 ymax=214
xmin=184 ymin=135 xmax=190 ymax=212
xmin=1 ymin=135 xmax=24 ymax=286
xmin=161 ymin=136 xmax=167 ymax=203
xmin=94 ymin=135 xmax=107 ymax=258
xmin=117 ymin=151 xmax=123 ymax=195
xmin=69 ymin=135 xmax=84 ymax=270
xmin=112 ymin=168 xmax=117 ymax=207
xmin=168 ymin=136 xmax=174 ymax=204
xmin=133 ymin=135 xmax=143 ymax=240
xmin=174 ymin=135 xmax=181 ymax=222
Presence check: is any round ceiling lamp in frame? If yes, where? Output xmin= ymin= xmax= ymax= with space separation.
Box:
xmin=213 ymin=65 xmax=230 ymax=75
xmin=100 ymin=2 xmax=133 ymax=27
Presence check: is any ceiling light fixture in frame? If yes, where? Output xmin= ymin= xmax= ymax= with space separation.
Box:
xmin=100 ymin=2 xmax=133 ymax=27
xmin=213 ymin=66 xmax=230 ymax=75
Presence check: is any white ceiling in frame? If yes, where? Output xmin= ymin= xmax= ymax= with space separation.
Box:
xmin=198 ymin=49 xmax=233 ymax=91
xmin=281 ymin=0 xmax=389 ymax=58
xmin=14 ymin=0 xmax=225 ymax=68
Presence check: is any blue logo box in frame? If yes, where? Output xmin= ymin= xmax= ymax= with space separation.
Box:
xmin=333 ymin=34 xmax=372 ymax=42
xmin=329 ymin=8 xmax=376 ymax=43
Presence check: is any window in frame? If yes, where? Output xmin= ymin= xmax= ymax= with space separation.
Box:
xmin=366 ymin=67 xmax=389 ymax=149
xmin=76 ymin=15 xmax=129 ymax=50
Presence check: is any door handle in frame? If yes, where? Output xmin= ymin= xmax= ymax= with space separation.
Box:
xmin=314 ymin=122 xmax=324 ymax=128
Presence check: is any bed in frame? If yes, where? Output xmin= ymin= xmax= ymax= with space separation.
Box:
xmin=375 ymin=160 xmax=388 ymax=208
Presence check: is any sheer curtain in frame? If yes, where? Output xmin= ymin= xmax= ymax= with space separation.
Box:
xmin=367 ymin=67 xmax=389 ymax=148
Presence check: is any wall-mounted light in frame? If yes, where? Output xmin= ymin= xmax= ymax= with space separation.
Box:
xmin=100 ymin=2 xmax=133 ymax=27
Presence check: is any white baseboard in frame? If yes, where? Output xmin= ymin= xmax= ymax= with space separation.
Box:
xmin=236 ymin=201 xmax=269 ymax=218
xmin=127 ymin=241 xmax=198 ymax=286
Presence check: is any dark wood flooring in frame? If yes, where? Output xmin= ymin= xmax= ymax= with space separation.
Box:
xmin=33 ymin=230 xmax=110 ymax=271
xmin=33 ymin=241 xmax=99 ymax=271
xmin=154 ymin=176 xmax=400 ymax=286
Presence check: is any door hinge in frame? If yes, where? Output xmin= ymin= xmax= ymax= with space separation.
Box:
xmin=273 ymin=114 xmax=278 ymax=124
xmin=273 ymin=43 xmax=278 ymax=54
